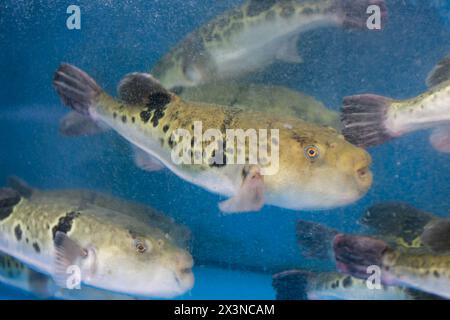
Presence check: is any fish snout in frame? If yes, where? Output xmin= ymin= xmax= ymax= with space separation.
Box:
xmin=354 ymin=162 xmax=373 ymax=191
xmin=172 ymin=250 xmax=194 ymax=292
xmin=338 ymin=149 xmax=373 ymax=191
xmin=173 ymin=250 xmax=194 ymax=277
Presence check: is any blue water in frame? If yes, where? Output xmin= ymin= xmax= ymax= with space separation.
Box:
xmin=1 ymin=0 xmax=450 ymax=299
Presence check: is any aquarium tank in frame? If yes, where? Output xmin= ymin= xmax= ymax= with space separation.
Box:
xmin=0 ymin=0 xmax=450 ymax=305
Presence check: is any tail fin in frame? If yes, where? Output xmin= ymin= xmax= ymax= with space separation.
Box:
xmin=341 ymin=94 xmax=393 ymax=147
xmin=333 ymin=234 xmax=388 ymax=279
xmin=272 ymin=270 xmax=310 ymax=300
xmin=53 ymin=64 xmax=102 ymax=115
xmin=296 ymin=220 xmax=338 ymax=260
xmin=334 ymin=0 xmax=388 ymax=29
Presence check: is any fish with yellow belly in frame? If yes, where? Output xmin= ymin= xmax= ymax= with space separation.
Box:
xmin=53 ymin=64 xmax=373 ymax=213
xmin=151 ymin=0 xmax=388 ymax=89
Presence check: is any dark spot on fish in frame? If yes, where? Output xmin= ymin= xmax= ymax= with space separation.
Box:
xmin=149 ymin=93 xmax=171 ymax=110
xmin=433 ymin=271 xmax=440 ymax=278
xmin=52 ymin=211 xmax=81 ymax=240
xmin=32 ymin=242 xmax=40 ymax=253
xmin=140 ymin=92 xmax=171 ymax=127
xmin=209 ymin=141 xmax=227 ymax=167
xmin=26 ymin=238 xmax=29 ymax=243
xmin=247 ymin=0 xmax=276 ymax=17
xmin=331 ymin=282 xmax=336 ymax=289
xmin=140 ymin=110 xmax=152 ymax=123
xmin=168 ymin=135 xmax=175 ymax=148
xmin=191 ymin=137 xmax=195 ymax=148
xmin=14 ymin=225 xmax=22 ymax=241
xmin=121 ymin=115 xmax=127 ymax=123
xmin=163 ymin=124 xmax=170 ymax=133
xmin=113 ymin=112 xmax=117 ymax=119
xmin=221 ymin=108 xmax=242 ymax=133
xmin=343 ymin=276 xmax=352 ymax=288
xmin=291 ymin=133 xmax=312 ymax=146
xmin=131 ymin=116 xmax=136 ymax=123
xmin=242 ymin=167 xmax=250 ymax=179
xmin=159 ymin=138 xmax=164 ymax=147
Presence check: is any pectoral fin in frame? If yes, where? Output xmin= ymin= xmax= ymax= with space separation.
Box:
xmin=59 ymin=112 xmax=108 ymax=137
xmin=219 ymin=166 xmax=264 ymax=214
xmin=429 ymin=127 xmax=450 ymax=153
xmin=133 ymin=147 xmax=165 ymax=172
xmin=276 ymin=36 xmax=302 ymax=64
xmin=53 ymin=232 xmax=94 ymax=288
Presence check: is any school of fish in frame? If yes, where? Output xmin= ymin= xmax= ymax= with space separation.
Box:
xmin=1 ymin=0 xmax=449 ymax=301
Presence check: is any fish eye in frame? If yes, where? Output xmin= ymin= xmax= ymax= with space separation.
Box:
xmin=304 ymin=145 xmax=320 ymax=161
xmin=134 ymin=240 xmax=147 ymax=254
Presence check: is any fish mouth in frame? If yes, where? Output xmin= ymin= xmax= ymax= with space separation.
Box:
xmin=352 ymin=153 xmax=373 ymax=194
xmin=333 ymin=234 xmax=388 ymax=279
xmin=173 ymin=268 xmax=194 ymax=293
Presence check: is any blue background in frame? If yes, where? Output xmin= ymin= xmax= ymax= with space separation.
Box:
xmin=1 ymin=0 xmax=450 ymax=299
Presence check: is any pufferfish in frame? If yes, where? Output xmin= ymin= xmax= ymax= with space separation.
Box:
xmin=53 ymin=64 xmax=372 ymax=213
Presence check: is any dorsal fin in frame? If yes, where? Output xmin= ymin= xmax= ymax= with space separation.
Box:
xmin=426 ymin=53 xmax=450 ymax=87
xmin=420 ymin=219 xmax=450 ymax=254
xmin=7 ymin=176 xmax=34 ymax=198
xmin=117 ymin=73 xmax=172 ymax=105
xmin=359 ymin=202 xmax=434 ymax=244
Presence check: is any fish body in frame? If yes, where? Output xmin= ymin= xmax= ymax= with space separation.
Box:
xmin=152 ymin=0 xmax=387 ymax=88
xmin=0 ymin=185 xmax=194 ymax=298
xmin=7 ymin=177 xmax=191 ymax=249
xmin=342 ymin=53 xmax=450 ymax=152
xmin=175 ymin=82 xmax=341 ymax=129
xmin=54 ymin=64 xmax=373 ymax=213
xmin=272 ymin=270 xmax=436 ymax=300
xmin=0 ymin=252 xmax=135 ymax=299
xmin=334 ymin=234 xmax=450 ymax=299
